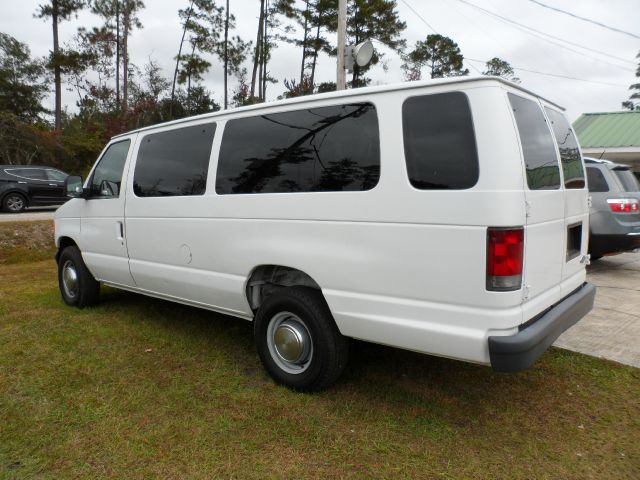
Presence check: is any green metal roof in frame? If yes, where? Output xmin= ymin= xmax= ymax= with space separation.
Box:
xmin=573 ymin=112 xmax=640 ymax=148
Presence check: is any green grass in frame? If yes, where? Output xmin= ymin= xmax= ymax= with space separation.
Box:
xmin=1 ymin=223 xmax=639 ymax=479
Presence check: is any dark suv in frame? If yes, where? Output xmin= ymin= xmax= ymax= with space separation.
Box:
xmin=0 ymin=165 xmax=70 ymax=213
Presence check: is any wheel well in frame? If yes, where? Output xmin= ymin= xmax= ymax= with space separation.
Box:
xmin=246 ymin=265 xmax=321 ymax=311
xmin=56 ymin=237 xmax=78 ymax=262
xmin=1 ymin=190 xmax=28 ymax=205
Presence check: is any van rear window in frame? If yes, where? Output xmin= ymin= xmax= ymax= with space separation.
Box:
xmin=544 ymin=108 xmax=585 ymax=189
xmin=216 ymin=103 xmax=380 ymax=194
xmin=402 ymin=92 xmax=478 ymax=190
xmin=508 ymin=93 xmax=560 ymax=190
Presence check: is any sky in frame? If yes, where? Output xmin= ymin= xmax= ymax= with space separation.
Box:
xmin=1 ymin=0 xmax=638 ymax=122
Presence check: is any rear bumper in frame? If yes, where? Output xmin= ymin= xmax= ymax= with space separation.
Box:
xmin=590 ymin=232 xmax=640 ymax=256
xmin=488 ymin=282 xmax=596 ymax=372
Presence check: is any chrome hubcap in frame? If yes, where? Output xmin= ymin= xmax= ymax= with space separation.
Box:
xmin=62 ymin=260 xmax=79 ymax=298
xmin=7 ymin=196 xmax=24 ymax=211
xmin=267 ymin=312 xmax=313 ymax=374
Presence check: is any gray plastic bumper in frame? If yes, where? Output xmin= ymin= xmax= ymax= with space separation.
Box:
xmin=489 ymin=282 xmax=596 ymax=372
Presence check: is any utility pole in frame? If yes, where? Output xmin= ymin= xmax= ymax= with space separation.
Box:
xmin=336 ymin=0 xmax=347 ymax=90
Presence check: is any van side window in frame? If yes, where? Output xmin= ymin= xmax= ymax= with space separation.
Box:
xmin=90 ymin=140 xmax=131 ymax=198
xmin=134 ymin=123 xmax=216 ymax=197
xmin=544 ymin=108 xmax=585 ymax=189
xmin=216 ymin=103 xmax=380 ymax=194
xmin=508 ymin=94 xmax=560 ymax=190
xmin=402 ymin=92 xmax=479 ymax=190
xmin=586 ymin=167 xmax=609 ymax=192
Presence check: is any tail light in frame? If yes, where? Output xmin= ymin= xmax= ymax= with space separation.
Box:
xmin=607 ymin=198 xmax=639 ymax=213
xmin=487 ymin=227 xmax=524 ymax=291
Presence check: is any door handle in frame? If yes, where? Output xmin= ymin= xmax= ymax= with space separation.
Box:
xmin=116 ymin=221 xmax=124 ymax=245
xmin=48 ymin=183 xmax=58 ymax=186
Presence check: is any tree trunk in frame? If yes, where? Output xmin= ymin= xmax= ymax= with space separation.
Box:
xmin=261 ymin=0 xmax=268 ymax=100
xmin=171 ymin=1 xmax=193 ymax=117
xmin=224 ymin=0 xmax=229 ymax=109
xmin=52 ymin=0 xmax=61 ymax=132
xmin=310 ymin=21 xmax=321 ymax=86
xmin=115 ymin=0 xmax=120 ymax=105
xmin=250 ymin=0 xmax=265 ymax=99
xmin=299 ymin=0 xmax=309 ymax=85
xmin=122 ymin=2 xmax=130 ymax=111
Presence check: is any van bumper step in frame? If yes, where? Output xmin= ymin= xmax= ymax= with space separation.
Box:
xmin=488 ymin=282 xmax=596 ymax=372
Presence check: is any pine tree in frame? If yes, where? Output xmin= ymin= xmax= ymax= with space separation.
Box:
xmin=483 ymin=57 xmax=520 ymax=84
xmin=402 ymin=34 xmax=468 ymax=81
xmin=343 ymin=0 xmax=406 ymax=87
xmin=622 ymin=51 xmax=640 ymax=111
xmin=35 ymin=0 xmax=86 ymax=131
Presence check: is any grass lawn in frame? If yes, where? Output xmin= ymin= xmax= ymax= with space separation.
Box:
xmin=1 ymin=221 xmax=639 ymax=479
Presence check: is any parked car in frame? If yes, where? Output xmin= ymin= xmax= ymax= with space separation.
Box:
xmin=0 ymin=165 xmax=70 ymax=213
xmin=54 ymin=77 xmax=595 ymax=391
xmin=585 ymin=158 xmax=640 ymax=259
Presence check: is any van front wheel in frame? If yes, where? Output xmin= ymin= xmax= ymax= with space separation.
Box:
xmin=254 ymin=287 xmax=348 ymax=392
xmin=57 ymin=246 xmax=100 ymax=308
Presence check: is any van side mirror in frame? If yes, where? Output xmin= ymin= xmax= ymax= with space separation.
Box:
xmin=65 ymin=176 xmax=86 ymax=198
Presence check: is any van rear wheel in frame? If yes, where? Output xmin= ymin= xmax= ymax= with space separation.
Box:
xmin=57 ymin=246 xmax=100 ymax=308
xmin=254 ymin=287 xmax=348 ymax=392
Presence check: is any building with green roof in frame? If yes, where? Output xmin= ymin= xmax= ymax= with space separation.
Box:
xmin=573 ymin=111 xmax=640 ymax=173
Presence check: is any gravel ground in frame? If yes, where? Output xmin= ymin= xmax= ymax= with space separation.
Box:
xmin=0 ymin=207 xmax=57 ymax=223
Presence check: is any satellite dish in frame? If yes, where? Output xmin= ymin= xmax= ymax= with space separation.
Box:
xmin=353 ymin=39 xmax=374 ymax=67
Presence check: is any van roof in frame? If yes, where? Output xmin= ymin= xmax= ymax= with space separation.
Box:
xmin=112 ymin=76 xmax=565 ymax=139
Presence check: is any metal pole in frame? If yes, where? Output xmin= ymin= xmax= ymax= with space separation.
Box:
xmin=336 ymin=0 xmax=347 ymax=90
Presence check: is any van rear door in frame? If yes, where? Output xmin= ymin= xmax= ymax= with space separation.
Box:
xmin=543 ymin=106 xmax=588 ymax=293
xmin=508 ymin=93 xmax=564 ymax=303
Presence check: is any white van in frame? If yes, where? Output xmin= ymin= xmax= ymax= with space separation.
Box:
xmin=55 ymin=77 xmax=595 ymax=391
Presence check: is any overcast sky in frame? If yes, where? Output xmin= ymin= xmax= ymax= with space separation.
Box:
xmin=1 ymin=0 xmax=638 ymax=121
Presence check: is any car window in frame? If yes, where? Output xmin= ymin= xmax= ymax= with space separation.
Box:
xmin=613 ymin=168 xmax=640 ymax=192
xmin=586 ymin=167 xmax=609 ymax=193
xmin=5 ymin=168 xmax=47 ymax=181
xmin=134 ymin=123 xmax=215 ymax=197
xmin=46 ymin=169 xmax=67 ymax=182
xmin=402 ymin=92 xmax=478 ymax=190
xmin=544 ymin=108 xmax=585 ymax=189
xmin=90 ymin=140 xmax=131 ymax=198
xmin=216 ymin=103 xmax=380 ymax=194
xmin=508 ymin=94 xmax=560 ymax=190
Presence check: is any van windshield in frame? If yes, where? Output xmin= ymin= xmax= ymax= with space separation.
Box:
xmin=613 ymin=168 xmax=640 ymax=192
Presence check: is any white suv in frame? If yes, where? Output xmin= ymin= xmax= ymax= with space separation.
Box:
xmin=55 ymin=77 xmax=595 ymax=391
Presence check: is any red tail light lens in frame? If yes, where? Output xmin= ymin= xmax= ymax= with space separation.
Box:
xmin=607 ymin=198 xmax=639 ymax=213
xmin=487 ymin=227 xmax=524 ymax=291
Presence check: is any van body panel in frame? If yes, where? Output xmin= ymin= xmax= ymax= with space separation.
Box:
xmin=54 ymin=77 xmax=592 ymax=371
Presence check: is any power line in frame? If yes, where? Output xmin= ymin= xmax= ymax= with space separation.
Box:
xmin=399 ymin=0 xmax=482 ymax=74
xmin=466 ymin=57 xmax=629 ymax=87
xmin=527 ymin=0 xmax=640 ymax=40
xmin=399 ymin=0 xmax=439 ymax=35
xmin=454 ymin=0 xmax=635 ymax=71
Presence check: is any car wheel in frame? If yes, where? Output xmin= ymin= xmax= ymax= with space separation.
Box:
xmin=57 ymin=246 xmax=100 ymax=308
xmin=254 ymin=287 xmax=349 ymax=392
xmin=2 ymin=193 xmax=27 ymax=213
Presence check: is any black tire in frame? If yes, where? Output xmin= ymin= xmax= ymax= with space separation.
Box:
xmin=2 ymin=192 xmax=27 ymax=213
xmin=590 ymin=254 xmax=602 ymax=262
xmin=254 ymin=287 xmax=349 ymax=392
xmin=57 ymin=246 xmax=100 ymax=308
